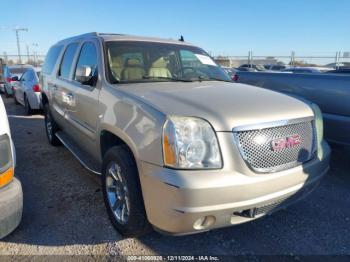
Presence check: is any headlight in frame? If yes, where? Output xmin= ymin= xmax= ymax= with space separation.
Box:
xmin=0 ymin=134 xmax=14 ymax=188
xmin=162 ymin=116 xmax=222 ymax=169
xmin=310 ymin=103 xmax=324 ymax=159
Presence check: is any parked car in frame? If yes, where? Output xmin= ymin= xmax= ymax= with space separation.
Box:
xmin=41 ymin=32 xmax=330 ymax=237
xmin=239 ymin=64 xmax=266 ymax=71
xmin=221 ymin=66 xmax=239 ymax=80
xmin=264 ymin=64 xmax=288 ymax=71
xmin=13 ymin=66 xmax=42 ymax=115
xmin=0 ymin=65 xmax=31 ymax=97
xmin=236 ymin=71 xmax=350 ymax=146
xmin=0 ymin=95 xmax=23 ymax=239
xmin=325 ymin=68 xmax=350 ymax=74
xmin=0 ymin=59 xmax=5 ymax=91
xmin=283 ymin=67 xmax=332 ymax=74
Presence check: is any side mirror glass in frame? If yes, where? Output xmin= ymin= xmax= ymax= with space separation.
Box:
xmin=11 ymin=76 xmax=19 ymax=81
xmin=75 ymin=65 xmax=94 ymax=85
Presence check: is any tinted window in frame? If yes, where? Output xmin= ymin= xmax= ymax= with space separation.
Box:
xmin=59 ymin=43 xmax=79 ymax=79
xmin=26 ymin=71 xmax=33 ymax=81
xmin=20 ymin=71 xmax=28 ymax=81
xmin=9 ymin=67 xmax=26 ymax=74
xmin=74 ymin=42 xmax=98 ymax=81
xmin=42 ymin=45 xmax=63 ymax=74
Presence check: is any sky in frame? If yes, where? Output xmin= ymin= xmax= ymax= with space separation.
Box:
xmin=0 ymin=0 xmax=349 ymax=57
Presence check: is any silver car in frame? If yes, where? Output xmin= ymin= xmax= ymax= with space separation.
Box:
xmin=0 ymin=65 xmax=31 ymax=97
xmin=41 ymin=33 xmax=331 ymax=237
xmin=13 ymin=66 xmax=42 ymax=114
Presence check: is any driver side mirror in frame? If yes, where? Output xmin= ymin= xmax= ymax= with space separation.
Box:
xmin=75 ymin=65 xmax=95 ymax=85
xmin=11 ymin=76 xmax=19 ymax=81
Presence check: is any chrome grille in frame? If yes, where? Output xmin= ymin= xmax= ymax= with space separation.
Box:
xmin=233 ymin=118 xmax=316 ymax=173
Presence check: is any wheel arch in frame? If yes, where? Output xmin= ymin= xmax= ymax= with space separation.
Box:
xmin=41 ymin=92 xmax=49 ymax=106
xmin=100 ymin=129 xmax=137 ymax=164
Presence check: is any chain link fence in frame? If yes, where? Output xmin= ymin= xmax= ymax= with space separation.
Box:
xmin=214 ymin=52 xmax=350 ymax=69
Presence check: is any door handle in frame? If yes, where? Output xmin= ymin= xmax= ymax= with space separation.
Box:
xmin=66 ymin=93 xmax=73 ymax=99
xmin=63 ymin=92 xmax=75 ymax=105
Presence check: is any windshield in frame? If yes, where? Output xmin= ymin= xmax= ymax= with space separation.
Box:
xmin=105 ymin=41 xmax=231 ymax=83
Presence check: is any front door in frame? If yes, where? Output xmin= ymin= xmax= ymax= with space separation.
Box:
xmin=52 ymin=42 xmax=80 ymax=131
xmin=67 ymin=39 xmax=101 ymax=159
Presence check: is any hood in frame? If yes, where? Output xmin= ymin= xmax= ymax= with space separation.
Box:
xmin=117 ymin=81 xmax=314 ymax=131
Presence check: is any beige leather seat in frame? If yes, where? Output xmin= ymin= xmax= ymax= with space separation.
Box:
xmin=148 ymin=58 xmax=172 ymax=78
xmin=121 ymin=58 xmax=145 ymax=81
xmin=110 ymin=56 xmax=123 ymax=80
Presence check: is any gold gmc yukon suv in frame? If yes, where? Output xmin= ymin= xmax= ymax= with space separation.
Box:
xmin=40 ymin=33 xmax=330 ymax=236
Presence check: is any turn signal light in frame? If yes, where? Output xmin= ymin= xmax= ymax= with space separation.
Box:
xmin=0 ymin=167 xmax=14 ymax=188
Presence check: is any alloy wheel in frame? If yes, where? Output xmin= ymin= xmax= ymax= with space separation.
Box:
xmin=106 ymin=162 xmax=130 ymax=225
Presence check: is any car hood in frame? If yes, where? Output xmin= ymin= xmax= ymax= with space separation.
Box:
xmin=117 ymin=81 xmax=314 ymax=131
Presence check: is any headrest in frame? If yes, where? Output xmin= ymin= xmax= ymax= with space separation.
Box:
xmin=151 ymin=58 xmax=168 ymax=68
xmin=125 ymin=58 xmax=141 ymax=67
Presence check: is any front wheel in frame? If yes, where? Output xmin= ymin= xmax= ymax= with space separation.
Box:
xmin=102 ymin=145 xmax=151 ymax=237
xmin=44 ymin=103 xmax=61 ymax=146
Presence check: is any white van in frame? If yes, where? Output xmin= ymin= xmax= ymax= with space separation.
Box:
xmin=0 ymin=96 xmax=22 ymax=239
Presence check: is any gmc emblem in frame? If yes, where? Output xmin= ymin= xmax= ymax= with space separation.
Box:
xmin=271 ymin=134 xmax=301 ymax=151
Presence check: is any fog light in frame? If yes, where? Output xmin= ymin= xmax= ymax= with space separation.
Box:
xmin=193 ymin=216 xmax=216 ymax=230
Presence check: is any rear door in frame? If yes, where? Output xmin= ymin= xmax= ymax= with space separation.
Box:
xmin=68 ymin=39 xmax=101 ymax=158
xmin=41 ymin=45 xmax=64 ymax=122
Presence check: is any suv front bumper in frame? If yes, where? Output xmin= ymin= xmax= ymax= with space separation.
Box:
xmin=0 ymin=178 xmax=23 ymax=239
xmin=139 ymin=141 xmax=331 ymax=235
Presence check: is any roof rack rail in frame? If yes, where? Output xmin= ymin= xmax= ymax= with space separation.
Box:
xmin=97 ymin=33 xmax=125 ymax=36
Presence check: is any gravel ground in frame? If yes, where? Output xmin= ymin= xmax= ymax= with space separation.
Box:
xmin=0 ymin=94 xmax=350 ymax=256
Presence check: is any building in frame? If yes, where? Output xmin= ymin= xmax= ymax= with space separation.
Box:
xmin=214 ymin=56 xmax=279 ymax=68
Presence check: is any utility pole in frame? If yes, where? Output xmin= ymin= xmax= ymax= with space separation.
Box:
xmin=32 ymin=43 xmax=38 ymax=66
xmin=26 ymin=44 xmax=30 ymax=64
xmin=14 ymin=27 xmax=28 ymax=64
xmin=291 ymin=51 xmax=295 ymax=67
xmin=3 ymin=52 xmax=8 ymax=64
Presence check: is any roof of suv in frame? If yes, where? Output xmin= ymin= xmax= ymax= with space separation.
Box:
xmin=56 ymin=32 xmax=195 ymax=46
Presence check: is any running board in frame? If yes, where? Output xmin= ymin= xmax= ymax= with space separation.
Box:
xmin=55 ymin=131 xmax=101 ymax=175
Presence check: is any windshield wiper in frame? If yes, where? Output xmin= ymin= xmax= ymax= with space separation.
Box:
xmin=142 ymin=76 xmax=194 ymax=82
xmin=194 ymin=76 xmax=232 ymax=83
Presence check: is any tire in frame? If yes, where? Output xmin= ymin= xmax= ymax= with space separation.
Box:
xmin=24 ymin=95 xmax=33 ymax=115
xmin=102 ymin=145 xmax=151 ymax=237
xmin=44 ymin=103 xmax=61 ymax=146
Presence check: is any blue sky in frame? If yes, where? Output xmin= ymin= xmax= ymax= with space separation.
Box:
xmin=0 ymin=0 xmax=349 ymax=56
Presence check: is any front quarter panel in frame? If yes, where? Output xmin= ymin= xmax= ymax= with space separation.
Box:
xmin=98 ymin=83 xmax=166 ymax=166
